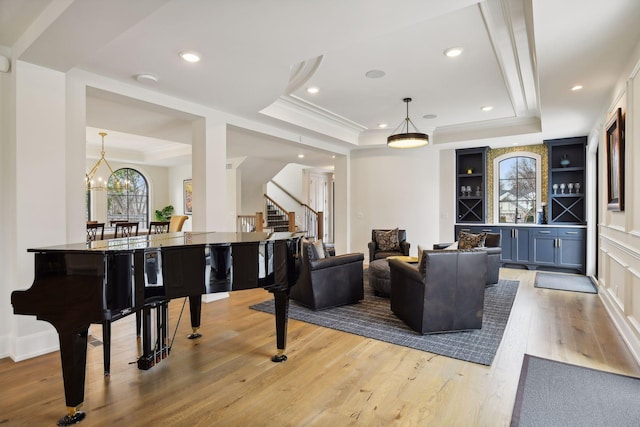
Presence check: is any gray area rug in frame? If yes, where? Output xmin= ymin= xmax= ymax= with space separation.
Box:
xmin=534 ymin=272 xmax=597 ymax=294
xmin=251 ymin=278 xmax=519 ymax=366
xmin=511 ymin=354 xmax=640 ymax=426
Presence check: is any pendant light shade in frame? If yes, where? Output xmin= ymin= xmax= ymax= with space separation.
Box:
xmin=387 ymin=98 xmax=429 ymax=149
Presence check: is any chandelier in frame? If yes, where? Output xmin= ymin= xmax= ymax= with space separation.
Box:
xmin=86 ymin=132 xmax=121 ymax=190
xmin=387 ymin=98 xmax=429 ymax=149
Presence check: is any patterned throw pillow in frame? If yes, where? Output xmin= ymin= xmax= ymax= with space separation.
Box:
xmin=458 ymin=231 xmax=486 ymax=249
xmin=376 ymin=228 xmax=400 ymax=251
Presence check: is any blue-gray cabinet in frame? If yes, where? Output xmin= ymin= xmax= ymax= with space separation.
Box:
xmin=455 ymin=224 xmax=585 ymax=274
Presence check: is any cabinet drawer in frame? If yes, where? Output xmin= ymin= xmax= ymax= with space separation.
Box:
xmin=530 ymin=228 xmax=557 ymax=238
xmin=558 ymin=228 xmax=585 ymax=239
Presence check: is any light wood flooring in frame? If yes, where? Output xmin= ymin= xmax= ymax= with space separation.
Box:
xmin=2 ymin=268 xmax=639 ymax=426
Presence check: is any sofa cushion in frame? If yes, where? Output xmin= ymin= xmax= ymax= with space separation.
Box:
xmin=375 ymin=228 xmax=400 ymax=251
xmin=458 ymin=231 xmax=486 ymax=249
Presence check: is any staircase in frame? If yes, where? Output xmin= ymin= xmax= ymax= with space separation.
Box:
xmin=266 ymin=201 xmax=290 ymax=232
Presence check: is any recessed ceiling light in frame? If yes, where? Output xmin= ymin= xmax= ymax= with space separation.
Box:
xmin=444 ymin=47 xmax=464 ymax=58
xmin=135 ymin=73 xmax=158 ymax=83
xmin=365 ymin=70 xmax=386 ymax=78
xmin=481 ymin=106 xmax=493 ymax=112
xmin=423 ymin=114 xmax=437 ymax=119
xmin=298 ymin=154 xmax=305 ymax=158
xmin=571 ymin=85 xmax=583 ymax=91
xmin=306 ymin=87 xmax=319 ymax=94
xmin=378 ymin=123 xmax=388 ymax=129
xmin=179 ymin=51 xmax=201 ymax=63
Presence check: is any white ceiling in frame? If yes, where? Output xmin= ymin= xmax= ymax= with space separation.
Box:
xmin=3 ymin=0 xmax=640 ymax=167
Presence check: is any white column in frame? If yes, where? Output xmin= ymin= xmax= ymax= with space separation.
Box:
xmin=191 ymin=118 xmax=228 ymax=231
xmin=10 ymin=61 xmax=68 ymax=359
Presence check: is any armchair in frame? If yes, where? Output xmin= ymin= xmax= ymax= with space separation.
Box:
xmin=433 ymin=232 xmax=501 ymax=285
xmin=368 ymin=229 xmax=410 ymax=263
xmin=389 ymin=249 xmax=487 ymax=334
xmin=290 ymin=240 xmax=364 ymax=310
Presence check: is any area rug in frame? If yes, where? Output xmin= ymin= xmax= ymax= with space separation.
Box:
xmin=534 ymin=272 xmax=597 ymax=294
xmin=511 ymin=354 xmax=640 ymax=426
xmin=250 ymin=278 xmax=519 ymax=366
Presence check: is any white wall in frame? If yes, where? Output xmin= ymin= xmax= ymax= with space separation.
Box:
xmin=0 ymin=48 xmax=12 ymax=357
xmin=349 ymin=145 xmax=442 ymax=262
xmin=596 ymin=39 xmax=640 ymax=364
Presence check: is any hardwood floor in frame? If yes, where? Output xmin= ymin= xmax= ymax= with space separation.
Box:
xmin=2 ymin=268 xmax=639 ymax=426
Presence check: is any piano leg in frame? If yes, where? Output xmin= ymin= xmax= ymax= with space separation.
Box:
xmin=187 ymin=295 xmax=202 ymax=339
xmin=101 ymin=321 xmax=111 ymax=376
xmin=57 ymin=328 xmax=89 ymax=426
xmin=270 ymin=287 xmax=289 ymax=362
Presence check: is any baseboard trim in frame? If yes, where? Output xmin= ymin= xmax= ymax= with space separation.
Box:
xmin=598 ymin=285 xmax=640 ymax=367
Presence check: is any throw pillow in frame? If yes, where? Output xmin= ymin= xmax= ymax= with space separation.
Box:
xmin=312 ymin=240 xmax=326 ymax=259
xmin=376 ymin=228 xmax=400 ymax=251
xmin=458 ymin=231 xmax=486 ymax=249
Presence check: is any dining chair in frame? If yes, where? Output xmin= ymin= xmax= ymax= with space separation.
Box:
xmin=148 ymin=221 xmax=170 ymax=235
xmin=114 ymin=222 xmax=139 ymax=238
xmin=169 ymin=215 xmax=189 ymax=232
xmin=86 ymin=223 xmax=105 ymax=241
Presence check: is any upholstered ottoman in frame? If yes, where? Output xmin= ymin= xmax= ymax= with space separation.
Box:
xmin=369 ymin=259 xmax=391 ymax=297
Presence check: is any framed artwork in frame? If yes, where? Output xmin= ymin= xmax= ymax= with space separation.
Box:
xmin=183 ymin=179 xmax=193 ymax=214
xmin=606 ymin=108 xmax=624 ymax=211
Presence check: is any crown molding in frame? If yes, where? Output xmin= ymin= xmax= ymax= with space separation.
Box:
xmin=260 ymin=95 xmax=366 ymax=145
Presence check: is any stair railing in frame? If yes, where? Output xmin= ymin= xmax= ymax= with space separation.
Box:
xmin=236 ymin=212 xmax=264 ymax=232
xmin=264 ymin=195 xmax=295 ymax=232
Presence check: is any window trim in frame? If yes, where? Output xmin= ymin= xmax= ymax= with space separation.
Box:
xmin=493 ymin=151 xmax=542 ymax=223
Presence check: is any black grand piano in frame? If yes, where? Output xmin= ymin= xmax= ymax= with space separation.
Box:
xmin=11 ymin=231 xmax=303 ymax=426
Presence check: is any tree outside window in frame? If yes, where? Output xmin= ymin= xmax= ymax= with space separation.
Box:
xmin=498 ymin=156 xmax=536 ymax=223
xmin=107 ymin=168 xmax=149 ymax=226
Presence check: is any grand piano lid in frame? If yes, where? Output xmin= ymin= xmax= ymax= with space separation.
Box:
xmin=27 ymin=231 xmax=304 ymax=253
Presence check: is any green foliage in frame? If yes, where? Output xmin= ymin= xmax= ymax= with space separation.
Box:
xmin=155 ymin=205 xmax=174 ymax=221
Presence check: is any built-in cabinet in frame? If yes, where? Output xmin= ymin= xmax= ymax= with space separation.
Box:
xmin=545 ymin=137 xmax=587 ymax=224
xmin=456 ymin=147 xmax=489 ymax=223
xmin=455 ymin=224 xmax=585 ymax=274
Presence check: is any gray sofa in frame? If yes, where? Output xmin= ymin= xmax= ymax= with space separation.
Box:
xmin=290 ymin=241 xmax=364 ymax=310
xmin=389 ymin=249 xmax=487 ymax=334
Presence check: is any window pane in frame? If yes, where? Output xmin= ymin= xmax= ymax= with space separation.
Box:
xmin=499 ymin=158 xmax=517 ymax=179
xmin=497 ymin=155 xmax=537 ymax=223
xmin=518 ymin=157 xmax=536 ymax=178
xmin=107 ymin=168 xmax=149 ymax=226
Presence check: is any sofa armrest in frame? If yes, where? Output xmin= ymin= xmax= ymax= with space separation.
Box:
xmin=483 ymin=247 xmax=502 ymax=256
xmin=309 ymin=252 xmax=364 ymax=271
xmin=400 ymin=240 xmax=411 ymax=256
xmin=368 ymin=241 xmax=376 ymax=262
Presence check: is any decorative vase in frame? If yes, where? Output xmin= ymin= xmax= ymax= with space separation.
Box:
xmin=466 ymin=167 xmax=473 ymax=174
xmin=560 ymin=154 xmax=570 ymax=168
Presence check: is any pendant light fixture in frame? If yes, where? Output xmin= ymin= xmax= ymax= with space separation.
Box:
xmin=387 ymin=97 xmax=429 ymax=149
xmin=86 ymin=132 xmax=120 ymax=190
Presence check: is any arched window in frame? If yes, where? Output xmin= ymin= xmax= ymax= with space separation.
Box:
xmin=494 ymin=153 xmax=541 ymax=223
xmin=107 ymin=168 xmax=149 ymax=226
